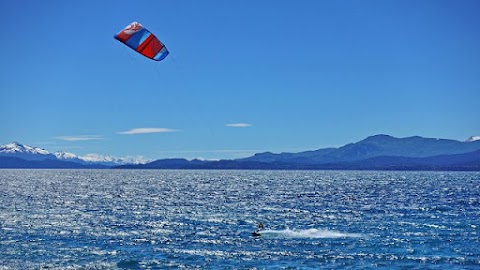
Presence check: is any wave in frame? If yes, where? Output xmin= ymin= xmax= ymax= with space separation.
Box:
xmin=259 ymin=228 xmax=363 ymax=239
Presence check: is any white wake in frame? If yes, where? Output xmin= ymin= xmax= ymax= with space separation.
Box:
xmin=259 ymin=228 xmax=362 ymax=239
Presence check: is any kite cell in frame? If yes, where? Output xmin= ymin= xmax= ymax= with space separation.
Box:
xmin=115 ymin=22 xmax=169 ymax=61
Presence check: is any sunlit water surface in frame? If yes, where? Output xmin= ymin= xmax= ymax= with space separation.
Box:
xmin=1 ymin=170 xmax=479 ymax=269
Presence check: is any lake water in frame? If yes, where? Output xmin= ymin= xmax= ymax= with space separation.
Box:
xmin=0 ymin=170 xmax=479 ymax=269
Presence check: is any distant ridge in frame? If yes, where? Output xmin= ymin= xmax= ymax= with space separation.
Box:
xmin=240 ymin=134 xmax=480 ymax=165
xmin=115 ymin=150 xmax=480 ymax=171
xmin=116 ymin=135 xmax=480 ymax=171
xmin=2 ymin=135 xmax=480 ymax=170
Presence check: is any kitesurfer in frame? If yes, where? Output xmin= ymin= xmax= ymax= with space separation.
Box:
xmin=252 ymin=223 xmax=264 ymax=236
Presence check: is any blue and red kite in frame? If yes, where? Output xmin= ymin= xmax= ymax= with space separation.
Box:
xmin=115 ymin=22 xmax=169 ymax=61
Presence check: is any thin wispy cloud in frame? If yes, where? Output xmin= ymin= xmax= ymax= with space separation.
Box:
xmin=117 ymin=128 xmax=180 ymax=135
xmin=226 ymin=123 xmax=252 ymax=128
xmin=55 ymin=135 xmax=102 ymax=141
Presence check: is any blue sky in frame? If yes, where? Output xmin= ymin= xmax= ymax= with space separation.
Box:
xmin=1 ymin=0 xmax=479 ymax=160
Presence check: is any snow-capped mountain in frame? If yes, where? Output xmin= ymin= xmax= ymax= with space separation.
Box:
xmin=1 ymin=142 xmax=50 ymax=155
xmin=54 ymin=151 xmax=79 ymax=160
xmin=0 ymin=142 xmax=56 ymax=160
xmin=80 ymin=154 xmax=147 ymax=165
xmin=53 ymin=151 xmax=145 ymax=165
xmin=0 ymin=142 xmax=147 ymax=166
xmin=466 ymin=136 xmax=480 ymax=142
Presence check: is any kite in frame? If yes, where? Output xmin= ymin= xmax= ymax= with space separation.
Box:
xmin=115 ymin=22 xmax=169 ymax=61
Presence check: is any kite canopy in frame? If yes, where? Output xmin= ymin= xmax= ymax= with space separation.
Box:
xmin=115 ymin=22 xmax=169 ymax=61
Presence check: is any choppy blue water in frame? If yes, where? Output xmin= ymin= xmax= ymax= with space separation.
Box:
xmin=0 ymin=170 xmax=479 ymax=269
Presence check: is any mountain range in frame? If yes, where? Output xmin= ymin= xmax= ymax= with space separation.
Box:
xmin=0 ymin=142 xmax=140 ymax=168
xmin=2 ymin=135 xmax=480 ymax=170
